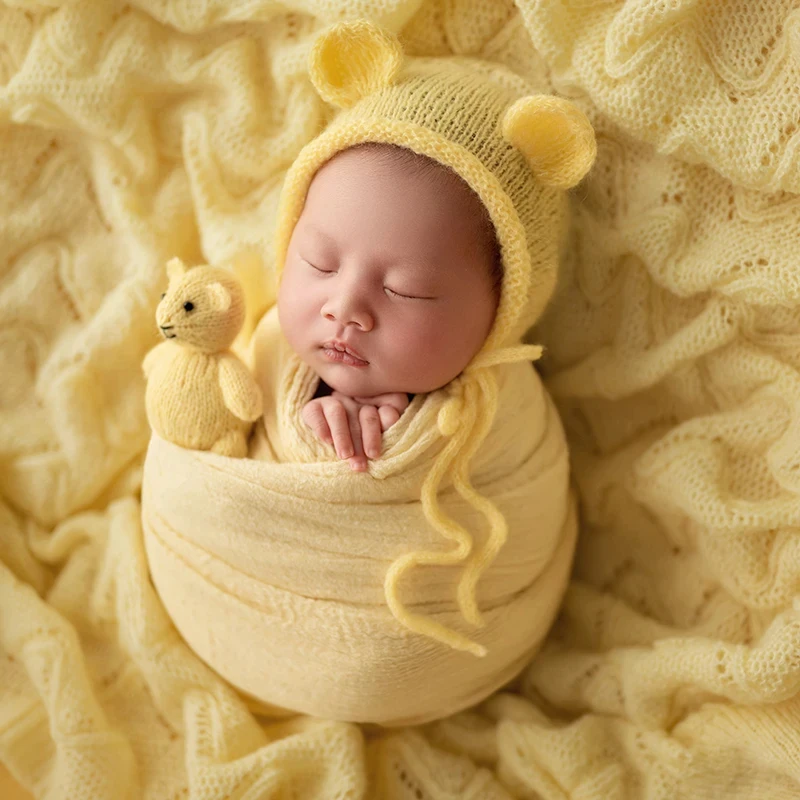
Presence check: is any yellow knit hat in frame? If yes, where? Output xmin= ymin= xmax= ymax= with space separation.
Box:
xmin=272 ymin=20 xmax=596 ymax=657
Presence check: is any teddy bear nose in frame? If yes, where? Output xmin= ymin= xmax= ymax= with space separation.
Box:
xmin=160 ymin=325 xmax=173 ymax=331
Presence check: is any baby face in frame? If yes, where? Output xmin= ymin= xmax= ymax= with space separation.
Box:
xmin=277 ymin=146 xmax=499 ymax=397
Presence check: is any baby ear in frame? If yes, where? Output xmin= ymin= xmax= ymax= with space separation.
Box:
xmin=309 ymin=20 xmax=403 ymax=109
xmin=166 ymin=256 xmax=188 ymax=283
xmin=206 ymin=282 xmax=231 ymax=312
xmin=501 ymin=96 xmax=597 ymax=189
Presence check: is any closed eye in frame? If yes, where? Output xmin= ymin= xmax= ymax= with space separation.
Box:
xmin=385 ymin=287 xmax=435 ymax=301
xmin=304 ymin=258 xmax=433 ymax=299
xmin=304 ymin=260 xmax=335 ymax=274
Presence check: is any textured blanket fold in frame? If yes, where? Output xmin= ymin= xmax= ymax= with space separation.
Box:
xmin=5 ymin=2 xmax=800 ymax=797
xmin=140 ymin=306 xmax=577 ymax=725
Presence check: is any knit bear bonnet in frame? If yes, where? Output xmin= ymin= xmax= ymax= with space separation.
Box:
xmin=272 ymin=19 xmax=597 ymax=657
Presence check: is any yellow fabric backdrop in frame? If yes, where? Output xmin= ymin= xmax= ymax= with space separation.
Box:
xmin=2 ymin=1 xmax=800 ymax=797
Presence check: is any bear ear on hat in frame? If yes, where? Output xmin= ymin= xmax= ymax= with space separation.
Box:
xmin=308 ymin=19 xmax=404 ymax=109
xmin=501 ymin=96 xmax=597 ymax=189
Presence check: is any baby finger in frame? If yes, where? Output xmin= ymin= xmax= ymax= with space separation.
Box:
xmin=323 ymin=400 xmax=354 ymax=459
xmin=359 ymin=405 xmax=382 ymax=459
xmin=378 ymin=405 xmax=401 ymax=432
xmin=301 ymin=401 xmax=333 ymax=444
xmin=348 ymin=454 xmax=369 ymax=472
xmin=353 ymin=392 xmax=409 ymax=413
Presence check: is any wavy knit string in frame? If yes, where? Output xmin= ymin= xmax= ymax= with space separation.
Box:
xmin=383 ymin=343 xmax=544 ymax=656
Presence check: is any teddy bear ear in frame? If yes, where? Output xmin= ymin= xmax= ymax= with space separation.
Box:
xmin=308 ymin=20 xmax=404 ymax=110
xmin=501 ymin=96 xmax=597 ymax=189
xmin=206 ymin=282 xmax=231 ymax=312
xmin=166 ymin=257 xmax=188 ymax=283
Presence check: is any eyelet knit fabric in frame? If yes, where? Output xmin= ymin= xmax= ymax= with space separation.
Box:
xmin=3 ymin=1 xmax=800 ymax=799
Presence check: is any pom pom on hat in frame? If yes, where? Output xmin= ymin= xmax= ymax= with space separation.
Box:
xmin=309 ymin=19 xmax=404 ymax=109
xmin=501 ymin=95 xmax=597 ymax=189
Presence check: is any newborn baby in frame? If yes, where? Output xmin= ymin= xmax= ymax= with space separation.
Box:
xmin=278 ymin=141 xmax=502 ymax=471
xmin=141 ymin=20 xmax=597 ymax=722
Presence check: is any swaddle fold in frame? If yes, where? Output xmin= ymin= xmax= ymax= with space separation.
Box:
xmin=140 ymin=306 xmax=576 ymax=725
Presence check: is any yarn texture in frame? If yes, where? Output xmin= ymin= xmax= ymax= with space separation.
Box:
xmin=3 ymin=1 xmax=800 ymax=799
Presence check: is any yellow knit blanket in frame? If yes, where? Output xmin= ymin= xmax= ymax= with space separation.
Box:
xmin=3 ymin=1 xmax=800 ymax=798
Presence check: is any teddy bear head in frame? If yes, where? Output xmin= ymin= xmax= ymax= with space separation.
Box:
xmin=156 ymin=258 xmax=245 ymax=353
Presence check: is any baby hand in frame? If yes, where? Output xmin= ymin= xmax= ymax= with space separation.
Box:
xmin=301 ymin=391 xmax=410 ymax=472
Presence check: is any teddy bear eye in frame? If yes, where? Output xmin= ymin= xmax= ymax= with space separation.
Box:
xmin=183 ymin=301 xmax=194 ymax=312
xmin=160 ymin=292 xmax=166 ymax=300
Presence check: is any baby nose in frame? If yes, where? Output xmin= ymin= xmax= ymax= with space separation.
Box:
xmin=322 ymin=289 xmax=373 ymax=331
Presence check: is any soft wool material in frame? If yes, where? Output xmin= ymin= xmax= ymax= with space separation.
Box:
xmin=3 ymin=2 xmax=800 ymax=799
xmin=141 ymin=305 xmax=577 ymax=725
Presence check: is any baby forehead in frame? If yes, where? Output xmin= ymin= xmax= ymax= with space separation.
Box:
xmin=297 ymin=216 xmax=450 ymax=272
xmin=308 ymin=146 xmax=488 ymax=218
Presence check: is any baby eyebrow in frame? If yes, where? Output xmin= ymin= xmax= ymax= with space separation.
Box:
xmin=305 ymin=225 xmax=337 ymax=246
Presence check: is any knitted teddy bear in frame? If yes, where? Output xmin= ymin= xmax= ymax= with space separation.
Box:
xmin=142 ymin=257 xmax=263 ymax=457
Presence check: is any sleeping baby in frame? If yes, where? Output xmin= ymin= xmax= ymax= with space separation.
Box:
xmin=141 ymin=19 xmax=596 ymax=726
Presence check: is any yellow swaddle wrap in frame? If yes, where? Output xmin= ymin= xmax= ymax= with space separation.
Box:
xmin=141 ymin=305 xmax=577 ymax=725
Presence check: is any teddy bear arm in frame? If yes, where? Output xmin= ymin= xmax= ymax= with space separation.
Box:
xmin=218 ymin=355 xmax=264 ymax=422
xmin=210 ymin=429 xmax=248 ymax=458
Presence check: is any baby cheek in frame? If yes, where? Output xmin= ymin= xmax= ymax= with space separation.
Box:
xmin=390 ymin=312 xmax=456 ymax=370
xmin=390 ymin=311 xmax=439 ymax=350
xmin=287 ymin=272 xmax=318 ymax=312
xmin=278 ymin=279 xmax=314 ymax=348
